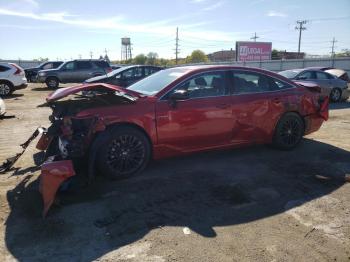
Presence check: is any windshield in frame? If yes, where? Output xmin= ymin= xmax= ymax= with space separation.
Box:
xmin=279 ymin=70 xmax=302 ymax=79
xmin=127 ymin=67 xmax=189 ymax=95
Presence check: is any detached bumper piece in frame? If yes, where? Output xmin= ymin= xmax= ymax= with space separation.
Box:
xmin=39 ymin=160 xmax=75 ymax=217
xmin=0 ymin=127 xmax=44 ymax=173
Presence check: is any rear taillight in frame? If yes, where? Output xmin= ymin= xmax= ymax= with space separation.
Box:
xmin=106 ymin=67 xmax=112 ymax=73
xmin=10 ymin=63 xmax=23 ymax=75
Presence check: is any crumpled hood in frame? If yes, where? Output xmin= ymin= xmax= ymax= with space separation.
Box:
xmin=46 ymin=83 xmax=142 ymax=102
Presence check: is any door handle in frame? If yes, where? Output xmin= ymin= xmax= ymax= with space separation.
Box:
xmin=216 ymin=103 xmax=230 ymax=109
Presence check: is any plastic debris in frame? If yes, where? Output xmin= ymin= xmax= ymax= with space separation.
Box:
xmin=183 ymin=227 xmax=191 ymax=235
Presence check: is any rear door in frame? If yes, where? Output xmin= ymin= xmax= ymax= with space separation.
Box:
xmin=155 ymin=70 xmax=233 ymax=152
xmin=228 ymin=70 xmax=297 ymax=144
xmin=76 ymin=61 xmax=94 ymax=81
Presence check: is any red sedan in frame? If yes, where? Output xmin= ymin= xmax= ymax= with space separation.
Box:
xmin=37 ymin=65 xmax=329 ymax=216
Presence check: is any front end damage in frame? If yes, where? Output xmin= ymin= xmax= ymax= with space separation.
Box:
xmin=36 ymin=83 xmax=139 ymax=216
xmin=0 ymin=84 xmax=141 ymax=217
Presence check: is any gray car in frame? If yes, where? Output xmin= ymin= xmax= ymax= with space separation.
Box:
xmin=279 ymin=68 xmax=349 ymax=102
xmin=37 ymin=59 xmax=111 ymax=89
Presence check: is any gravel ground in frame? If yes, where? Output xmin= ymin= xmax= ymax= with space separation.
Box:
xmin=0 ymin=83 xmax=349 ymax=262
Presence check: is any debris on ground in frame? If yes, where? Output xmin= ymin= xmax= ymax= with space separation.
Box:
xmin=183 ymin=227 xmax=191 ymax=235
xmin=0 ymin=127 xmax=43 ymax=173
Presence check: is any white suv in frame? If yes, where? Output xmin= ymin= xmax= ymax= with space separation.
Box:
xmin=0 ymin=63 xmax=27 ymax=96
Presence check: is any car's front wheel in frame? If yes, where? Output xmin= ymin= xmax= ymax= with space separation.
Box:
xmin=273 ymin=113 xmax=304 ymax=150
xmin=330 ymin=88 xmax=342 ymax=102
xmin=96 ymin=126 xmax=151 ymax=179
xmin=0 ymin=81 xmax=13 ymax=96
xmin=46 ymin=77 xmax=59 ymax=89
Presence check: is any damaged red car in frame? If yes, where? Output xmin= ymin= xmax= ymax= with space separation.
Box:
xmin=36 ymin=65 xmax=329 ymax=215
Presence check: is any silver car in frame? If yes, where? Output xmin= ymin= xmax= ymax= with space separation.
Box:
xmin=279 ymin=69 xmax=349 ymax=102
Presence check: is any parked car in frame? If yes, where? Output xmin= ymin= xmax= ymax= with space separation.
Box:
xmin=37 ymin=59 xmax=112 ymax=89
xmin=110 ymin=64 xmax=124 ymax=70
xmin=85 ymin=65 xmax=163 ymax=87
xmin=0 ymin=63 xmax=27 ymax=96
xmin=37 ymin=65 xmax=329 ymax=207
xmin=25 ymin=61 xmax=63 ymax=82
xmin=279 ymin=68 xmax=349 ymax=102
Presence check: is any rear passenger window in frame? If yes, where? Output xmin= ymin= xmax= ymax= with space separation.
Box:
xmin=316 ymin=72 xmax=332 ymax=80
xmin=76 ymin=61 xmax=92 ymax=69
xmin=93 ymin=61 xmax=109 ymax=69
xmin=231 ymin=71 xmax=294 ymax=94
xmin=0 ymin=65 xmax=10 ymax=72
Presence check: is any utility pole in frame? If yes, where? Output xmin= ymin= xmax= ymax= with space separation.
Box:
xmin=175 ymin=27 xmax=179 ymax=65
xmin=295 ymin=20 xmax=307 ymax=56
xmin=250 ymin=32 xmax=259 ymax=42
xmin=330 ymin=37 xmax=337 ymax=58
xmin=89 ymin=51 xmax=93 ymax=59
xmin=104 ymin=48 xmax=108 ymax=56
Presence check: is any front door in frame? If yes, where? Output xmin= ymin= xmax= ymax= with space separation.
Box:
xmin=155 ymin=71 xmax=233 ymax=153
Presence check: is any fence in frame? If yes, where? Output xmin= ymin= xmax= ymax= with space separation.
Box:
xmin=1 ymin=57 xmax=350 ymax=73
xmin=183 ymin=57 xmax=350 ymax=74
xmin=0 ymin=60 xmax=41 ymax=69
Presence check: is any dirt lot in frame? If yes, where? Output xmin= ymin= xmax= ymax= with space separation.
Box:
xmin=0 ymin=83 xmax=349 ymax=262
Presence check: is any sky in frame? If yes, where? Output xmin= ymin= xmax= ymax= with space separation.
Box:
xmin=0 ymin=0 xmax=349 ymax=61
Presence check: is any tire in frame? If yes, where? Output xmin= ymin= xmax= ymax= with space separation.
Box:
xmin=272 ymin=112 xmax=304 ymax=150
xmin=330 ymin=88 xmax=342 ymax=102
xmin=96 ymin=126 xmax=151 ymax=179
xmin=0 ymin=81 xmax=14 ymax=96
xmin=46 ymin=77 xmax=59 ymax=89
xmin=30 ymin=75 xmax=37 ymax=83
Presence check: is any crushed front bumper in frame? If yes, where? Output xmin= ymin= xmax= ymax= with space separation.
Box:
xmin=39 ymin=159 xmax=75 ymax=217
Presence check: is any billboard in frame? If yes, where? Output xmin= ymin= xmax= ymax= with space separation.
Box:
xmin=236 ymin=41 xmax=272 ymax=61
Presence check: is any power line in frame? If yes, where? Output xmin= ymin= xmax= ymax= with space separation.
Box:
xmin=250 ymin=32 xmax=259 ymax=42
xmin=295 ymin=20 xmax=307 ymax=55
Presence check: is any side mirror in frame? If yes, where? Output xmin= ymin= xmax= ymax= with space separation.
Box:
xmin=169 ymin=89 xmax=189 ymax=100
xmin=168 ymin=90 xmax=189 ymax=107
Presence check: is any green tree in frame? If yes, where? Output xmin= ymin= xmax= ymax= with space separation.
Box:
xmin=134 ymin=54 xmax=147 ymax=65
xmin=146 ymin=52 xmax=159 ymax=65
xmin=186 ymin=50 xmax=208 ymax=64
xmin=335 ymin=49 xmax=350 ymax=57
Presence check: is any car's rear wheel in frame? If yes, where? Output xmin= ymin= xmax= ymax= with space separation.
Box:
xmin=273 ymin=113 xmax=304 ymax=150
xmin=0 ymin=81 xmax=13 ymax=96
xmin=330 ymin=88 xmax=342 ymax=102
xmin=96 ymin=126 xmax=151 ymax=179
xmin=46 ymin=77 xmax=59 ymax=89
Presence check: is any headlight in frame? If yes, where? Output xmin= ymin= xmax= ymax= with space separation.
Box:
xmin=39 ymin=72 xmax=46 ymax=76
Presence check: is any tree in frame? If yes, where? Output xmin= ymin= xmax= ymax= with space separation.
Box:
xmin=146 ymin=52 xmax=159 ymax=65
xmin=186 ymin=50 xmax=208 ymax=63
xmin=134 ymin=54 xmax=147 ymax=65
xmin=335 ymin=49 xmax=350 ymax=57
xmin=271 ymin=49 xmax=279 ymax=60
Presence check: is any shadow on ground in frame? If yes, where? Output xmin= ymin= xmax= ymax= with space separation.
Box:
xmin=329 ymin=101 xmax=350 ymax=110
xmin=4 ymin=139 xmax=349 ymax=261
xmin=1 ymin=94 xmax=24 ymax=100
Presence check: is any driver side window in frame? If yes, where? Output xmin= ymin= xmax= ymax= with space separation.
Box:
xmin=169 ymin=72 xmax=226 ymax=99
xmin=64 ymin=62 xmax=75 ymax=70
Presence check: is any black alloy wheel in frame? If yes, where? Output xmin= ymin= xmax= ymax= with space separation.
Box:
xmin=273 ymin=113 xmax=304 ymax=150
xmin=97 ymin=126 xmax=151 ymax=179
xmin=330 ymin=88 xmax=342 ymax=102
